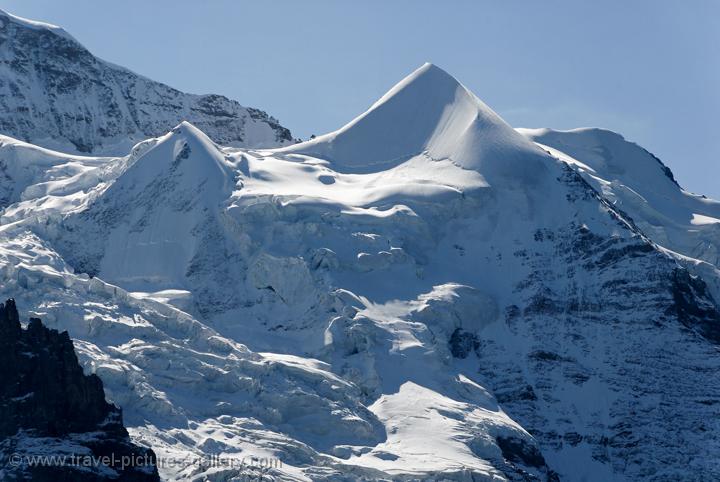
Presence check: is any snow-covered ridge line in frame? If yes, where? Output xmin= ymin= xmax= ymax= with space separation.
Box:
xmin=0 ymin=44 xmax=719 ymax=482
xmin=0 ymin=8 xmax=294 ymax=155
xmin=519 ymin=126 xmax=720 ymax=299
xmin=277 ymin=62 xmax=546 ymax=176
xmin=0 ymin=8 xmax=76 ymax=41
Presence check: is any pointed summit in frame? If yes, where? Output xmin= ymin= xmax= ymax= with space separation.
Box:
xmin=56 ymin=122 xmax=235 ymax=290
xmin=121 ymin=121 xmax=233 ymax=199
xmin=280 ymin=63 xmax=543 ymax=175
xmin=366 ymin=62 xmax=463 ymax=112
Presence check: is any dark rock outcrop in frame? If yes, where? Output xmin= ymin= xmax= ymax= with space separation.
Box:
xmin=669 ymin=268 xmax=720 ymax=343
xmin=496 ymin=436 xmax=560 ymax=482
xmin=0 ymin=299 xmax=159 ymax=482
xmin=448 ymin=327 xmax=479 ymax=358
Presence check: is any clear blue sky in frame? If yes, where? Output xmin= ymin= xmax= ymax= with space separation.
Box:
xmin=3 ymin=1 xmax=719 ymax=197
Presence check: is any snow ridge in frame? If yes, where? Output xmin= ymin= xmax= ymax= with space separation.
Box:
xmin=0 ymin=42 xmax=718 ymax=482
xmin=281 ymin=63 xmax=545 ymax=178
xmin=0 ymin=9 xmax=293 ymax=154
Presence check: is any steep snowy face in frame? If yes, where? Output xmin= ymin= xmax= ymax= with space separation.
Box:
xmin=56 ymin=122 xmax=238 ymax=296
xmin=0 ymin=9 xmax=293 ymax=154
xmin=280 ymin=63 xmax=545 ymax=179
xmin=1 ymin=61 xmax=720 ymax=482
xmin=520 ymin=127 xmax=720 ymax=294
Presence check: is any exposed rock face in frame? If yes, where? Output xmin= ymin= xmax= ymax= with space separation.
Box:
xmin=670 ymin=268 xmax=720 ymax=343
xmin=496 ymin=436 xmax=557 ymax=481
xmin=448 ymin=328 xmax=479 ymax=358
xmin=0 ymin=9 xmax=293 ymax=154
xmin=0 ymin=299 xmax=159 ymax=482
xmin=476 ymin=217 xmax=720 ymax=480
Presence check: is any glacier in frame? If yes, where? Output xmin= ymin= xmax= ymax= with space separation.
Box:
xmin=0 ymin=14 xmax=718 ymax=481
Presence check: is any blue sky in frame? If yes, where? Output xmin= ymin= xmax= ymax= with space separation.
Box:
xmin=3 ymin=0 xmax=719 ymax=197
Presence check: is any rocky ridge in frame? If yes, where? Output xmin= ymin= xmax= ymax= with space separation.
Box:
xmin=0 ymin=299 xmax=160 ymax=482
xmin=0 ymin=9 xmax=293 ymax=155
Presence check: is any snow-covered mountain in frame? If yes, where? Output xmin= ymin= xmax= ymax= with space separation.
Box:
xmin=0 ymin=9 xmax=293 ymax=155
xmin=518 ymin=127 xmax=720 ymax=302
xmin=0 ymin=44 xmax=718 ymax=482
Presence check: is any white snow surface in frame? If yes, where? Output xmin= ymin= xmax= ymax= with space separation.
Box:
xmin=1 ymin=62 xmax=719 ymax=481
xmin=0 ymin=8 xmax=76 ymax=41
xmin=279 ymin=63 xmax=545 ymax=178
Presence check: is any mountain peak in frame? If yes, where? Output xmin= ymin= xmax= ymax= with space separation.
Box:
xmin=368 ymin=62 xmax=462 ymax=110
xmin=56 ymin=123 xmax=235 ymax=290
xmin=279 ymin=63 xmax=544 ymax=177
xmin=0 ymin=9 xmax=77 ymax=43
xmin=518 ymin=126 xmax=682 ymax=189
xmin=125 ymin=121 xmax=232 ymax=196
xmin=169 ymin=120 xmax=217 ymax=145
xmin=0 ymin=10 xmax=293 ymax=154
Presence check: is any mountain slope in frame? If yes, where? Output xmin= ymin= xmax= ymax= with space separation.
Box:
xmin=279 ymin=62 xmax=544 ymax=177
xmin=0 ymin=9 xmax=293 ymax=155
xmin=0 ymin=299 xmax=160 ymax=482
xmin=0 ymin=59 xmax=718 ymax=482
xmin=56 ymin=122 xmax=235 ymax=292
xmin=519 ymin=127 xmax=720 ymax=299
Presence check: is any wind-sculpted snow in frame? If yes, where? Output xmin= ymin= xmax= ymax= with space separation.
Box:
xmin=0 ymin=9 xmax=293 ymax=155
xmin=0 ymin=59 xmax=719 ymax=481
xmin=278 ymin=63 xmax=546 ymax=179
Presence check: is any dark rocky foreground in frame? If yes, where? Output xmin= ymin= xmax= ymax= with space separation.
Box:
xmin=0 ymin=299 xmax=159 ymax=482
